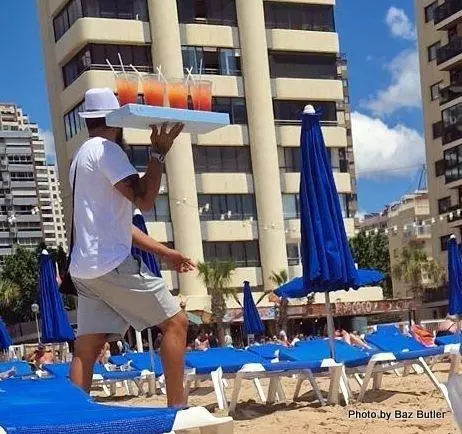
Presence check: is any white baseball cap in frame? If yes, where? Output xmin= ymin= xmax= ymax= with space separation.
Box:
xmin=79 ymin=88 xmax=120 ymax=119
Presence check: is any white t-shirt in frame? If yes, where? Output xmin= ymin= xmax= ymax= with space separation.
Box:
xmin=69 ymin=137 xmax=137 ymax=279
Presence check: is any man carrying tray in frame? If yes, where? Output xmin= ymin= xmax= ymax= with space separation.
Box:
xmin=69 ymin=88 xmax=191 ymax=406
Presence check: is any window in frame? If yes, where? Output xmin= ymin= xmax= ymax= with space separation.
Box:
xmin=286 ymin=243 xmax=300 ymax=266
xmin=125 ymin=145 xmax=165 ymax=173
xmin=442 ymin=102 xmax=462 ymax=144
xmin=62 ymin=44 xmax=152 ymax=87
xmin=213 ymin=97 xmax=247 ymax=124
xmin=435 ymin=159 xmax=445 ymax=177
xmin=182 ymin=46 xmax=241 ymax=76
xmin=430 ymin=81 xmax=442 ymax=101
xmin=192 ymin=146 xmax=251 ymax=172
xmin=279 ymin=147 xmax=301 ymax=172
xmin=433 ymin=121 xmax=443 ymax=139
xmin=441 ymin=234 xmax=451 ymax=252
xmin=428 ymin=41 xmax=441 ymax=62
xmin=425 ymin=2 xmax=438 ymax=22
xmin=269 ymin=51 xmax=338 ymax=79
xmin=282 ymin=194 xmax=300 ymax=219
xmin=177 ymin=0 xmax=237 ymax=26
xmin=203 ymin=241 xmax=261 ymax=267
xmin=197 ymin=194 xmax=257 ymax=220
xmin=444 ymin=143 xmax=462 ymax=183
xmin=143 ymin=195 xmax=171 ymax=222
xmin=438 ymin=197 xmax=452 ymax=214
xmin=53 ymin=0 xmax=149 ymax=41
xmin=273 ymin=100 xmax=337 ymax=124
xmin=264 ymin=2 xmax=335 ymax=32
xmin=63 ymin=101 xmax=85 ymax=140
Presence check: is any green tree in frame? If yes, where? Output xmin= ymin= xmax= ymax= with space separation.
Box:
xmin=350 ymin=231 xmax=392 ymax=297
xmin=269 ymin=270 xmax=289 ymax=334
xmin=393 ymin=241 xmax=445 ymax=321
xmin=0 ymin=279 xmax=21 ymax=324
xmin=0 ymin=247 xmax=39 ymax=324
xmin=197 ymin=260 xmax=236 ymax=345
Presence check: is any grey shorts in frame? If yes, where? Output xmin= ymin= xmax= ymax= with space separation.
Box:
xmin=73 ymin=255 xmax=181 ymax=338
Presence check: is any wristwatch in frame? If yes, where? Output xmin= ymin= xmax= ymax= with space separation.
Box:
xmin=149 ymin=148 xmax=166 ymax=164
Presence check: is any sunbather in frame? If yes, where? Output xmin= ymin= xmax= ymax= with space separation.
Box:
xmin=0 ymin=367 xmax=15 ymax=379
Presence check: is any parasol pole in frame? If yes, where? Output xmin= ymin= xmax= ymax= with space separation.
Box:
xmin=325 ymin=291 xmax=336 ymax=359
xmin=135 ymin=330 xmax=143 ymax=353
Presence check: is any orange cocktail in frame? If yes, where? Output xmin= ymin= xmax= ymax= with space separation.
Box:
xmin=115 ymin=72 xmax=138 ymax=106
xmin=190 ymin=80 xmax=212 ymax=111
xmin=143 ymin=74 xmax=165 ymax=106
xmin=167 ymin=80 xmax=188 ymax=109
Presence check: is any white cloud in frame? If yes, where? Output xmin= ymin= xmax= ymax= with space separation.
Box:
xmin=39 ymin=129 xmax=56 ymax=165
xmin=351 ymin=111 xmax=425 ymax=179
xmin=385 ymin=7 xmax=416 ymax=41
xmin=363 ymin=49 xmax=421 ymax=116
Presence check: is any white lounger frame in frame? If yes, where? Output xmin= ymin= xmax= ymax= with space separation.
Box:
xmin=184 ymin=359 xmax=343 ymax=413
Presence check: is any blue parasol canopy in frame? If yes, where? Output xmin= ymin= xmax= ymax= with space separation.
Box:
xmin=38 ymin=250 xmax=75 ymax=343
xmin=448 ymin=236 xmax=462 ymax=316
xmin=274 ymin=268 xmax=385 ymax=299
xmin=242 ymin=281 xmax=265 ymax=336
xmin=0 ymin=317 xmax=12 ymax=350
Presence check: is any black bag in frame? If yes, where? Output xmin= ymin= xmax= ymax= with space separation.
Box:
xmin=59 ymin=159 xmax=78 ymax=296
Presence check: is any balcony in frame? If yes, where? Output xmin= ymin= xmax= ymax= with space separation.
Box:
xmin=440 ymin=79 xmax=462 ymax=106
xmin=403 ymin=225 xmax=432 ymax=240
xmin=435 ymin=0 xmax=462 ymax=30
xmin=437 ymin=37 xmax=462 ymax=70
xmin=443 ymin=123 xmax=462 ymax=145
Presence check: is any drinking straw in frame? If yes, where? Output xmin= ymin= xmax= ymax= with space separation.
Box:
xmin=117 ymin=52 xmax=126 ymax=77
xmin=106 ymin=59 xmax=117 ymax=76
xmin=185 ymin=67 xmax=195 ymax=85
xmin=129 ymin=64 xmax=143 ymax=80
xmin=156 ymin=66 xmax=168 ymax=84
xmin=199 ymin=58 xmax=203 ymax=83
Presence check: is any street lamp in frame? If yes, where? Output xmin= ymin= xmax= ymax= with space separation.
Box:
xmin=31 ymin=303 xmax=41 ymax=343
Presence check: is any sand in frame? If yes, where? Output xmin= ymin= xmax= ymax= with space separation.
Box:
xmin=95 ymin=362 xmax=459 ymax=433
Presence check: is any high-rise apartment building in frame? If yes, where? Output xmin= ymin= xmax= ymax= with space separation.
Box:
xmin=0 ymin=103 xmax=63 ymax=265
xmin=415 ymin=1 xmax=462 ymax=310
xmin=38 ymin=0 xmax=358 ymax=311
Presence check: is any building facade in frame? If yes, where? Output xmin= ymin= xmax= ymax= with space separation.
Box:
xmin=0 ymin=103 xmax=63 ymax=265
xmin=415 ymin=1 xmax=462 ymax=261
xmin=38 ymin=0 xmax=359 ymax=311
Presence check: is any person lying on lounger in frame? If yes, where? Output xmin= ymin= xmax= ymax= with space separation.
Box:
xmin=0 ymin=367 xmax=15 ymax=379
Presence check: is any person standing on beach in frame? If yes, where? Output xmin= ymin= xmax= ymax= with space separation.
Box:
xmin=69 ymin=88 xmax=192 ymax=407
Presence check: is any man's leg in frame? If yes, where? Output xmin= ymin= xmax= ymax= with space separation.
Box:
xmin=159 ymin=311 xmax=188 ymax=406
xmin=70 ymin=333 xmax=106 ymax=393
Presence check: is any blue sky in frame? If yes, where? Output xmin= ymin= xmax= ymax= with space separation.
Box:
xmin=0 ymin=0 xmax=425 ymax=215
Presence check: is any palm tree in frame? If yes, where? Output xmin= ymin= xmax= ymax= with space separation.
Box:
xmin=0 ymin=279 xmax=20 ymax=323
xmin=197 ymin=260 xmax=236 ymax=345
xmin=269 ymin=270 xmax=289 ymax=333
xmin=393 ymin=241 xmax=445 ymax=321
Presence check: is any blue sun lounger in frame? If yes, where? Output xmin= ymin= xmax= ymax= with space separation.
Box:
xmin=0 ymin=361 xmax=34 ymax=377
xmin=184 ymin=347 xmax=342 ymax=412
xmin=43 ymin=363 xmax=149 ymax=396
xmin=0 ymin=377 xmax=232 ymax=434
xmin=246 ymin=344 xmax=283 ymax=360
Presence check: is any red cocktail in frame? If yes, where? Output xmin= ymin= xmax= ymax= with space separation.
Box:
xmin=167 ymin=80 xmax=188 ymax=109
xmin=143 ymin=74 xmax=165 ymax=106
xmin=190 ymin=80 xmax=212 ymax=111
xmin=115 ymin=72 xmax=138 ymax=106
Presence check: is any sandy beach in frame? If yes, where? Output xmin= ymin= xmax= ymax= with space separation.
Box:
xmin=96 ymin=362 xmax=459 ymax=433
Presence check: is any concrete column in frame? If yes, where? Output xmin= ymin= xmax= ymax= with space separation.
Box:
xmin=236 ymin=0 xmax=288 ymax=289
xmin=147 ymin=0 xmax=208 ymax=308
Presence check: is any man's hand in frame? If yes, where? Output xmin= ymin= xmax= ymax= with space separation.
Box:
xmin=150 ymin=123 xmax=184 ymax=156
xmin=161 ymin=248 xmax=196 ymax=273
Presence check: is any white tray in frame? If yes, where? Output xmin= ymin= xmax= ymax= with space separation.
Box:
xmin=105 ymin=104 xmax=230 ymax=134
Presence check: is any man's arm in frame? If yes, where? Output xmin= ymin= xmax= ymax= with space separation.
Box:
xmin=115 ymin=123 xmax=183 ymax=211
xmin=132 ymin=225 xmax=195 ymax=272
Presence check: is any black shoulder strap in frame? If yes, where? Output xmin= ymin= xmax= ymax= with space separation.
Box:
xmin=66 ymin=159 xmax=78 ymax=268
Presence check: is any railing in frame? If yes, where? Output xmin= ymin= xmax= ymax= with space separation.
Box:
xmin=199 ymin=213 xmax=257 ymax=221
xmin=403 ymin=225 xmax=432 ymax=238
xmin=422 ymin=286 xmax=448 ymax=303
xmin=443 ymin=124 xmax=462 ymax=144
xmin=435 ymin=0 xmax=462 ymax=25
xmin=440 ymin=83 xmax=462 ymax=105
xmin=437 ymin=37 xmax=462 ymax=65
